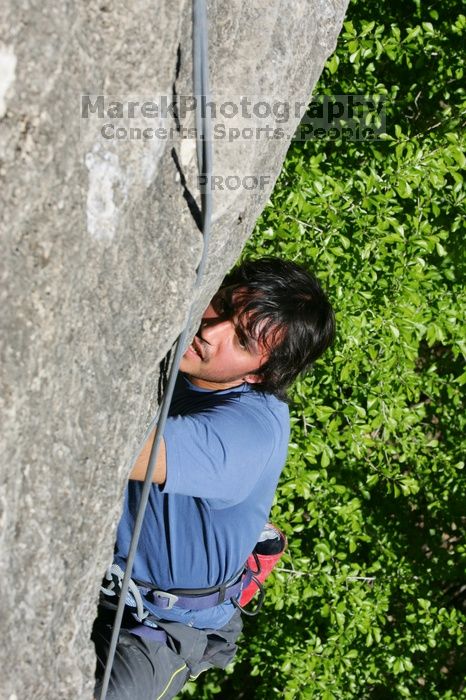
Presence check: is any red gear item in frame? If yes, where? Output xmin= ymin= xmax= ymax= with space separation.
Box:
xmin=240 ymin=524 xmax=287 ymax=606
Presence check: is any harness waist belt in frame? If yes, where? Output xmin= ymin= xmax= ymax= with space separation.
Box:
xmin=101 ymin=564 xmax=251 ymax=615
xmin=142 ymin=579 xmax=244 ymax=611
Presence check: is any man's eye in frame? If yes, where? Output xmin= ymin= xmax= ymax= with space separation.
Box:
xmin=236 ymin=332 xmax=249 ymax=350
xmin=213 ymin=294 xmax=232 ymax=316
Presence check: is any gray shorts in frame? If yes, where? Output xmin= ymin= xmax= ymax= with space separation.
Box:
xmin=92 ymin=606 xmax=243 ymax=700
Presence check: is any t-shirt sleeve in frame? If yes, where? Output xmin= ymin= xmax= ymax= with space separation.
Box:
xmin=161 ymin=399 xmax=278 ymax=504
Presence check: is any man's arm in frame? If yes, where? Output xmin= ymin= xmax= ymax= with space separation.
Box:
xmin=129 ymin=430 xmax=167 ymax=485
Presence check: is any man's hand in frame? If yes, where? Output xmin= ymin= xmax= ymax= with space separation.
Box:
xmin=129 ymin=430 xmax=167 ymax=485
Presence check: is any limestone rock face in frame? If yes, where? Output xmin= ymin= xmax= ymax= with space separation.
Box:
xmin=0 ymin=1 xmax=348 ymax=697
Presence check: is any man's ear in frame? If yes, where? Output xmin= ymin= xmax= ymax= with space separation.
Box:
xmin=243 ymin=373 xmax=262 ymax=384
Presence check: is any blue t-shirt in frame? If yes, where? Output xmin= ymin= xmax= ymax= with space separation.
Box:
xmin=115 ymin=373 xmax=290 ymax=629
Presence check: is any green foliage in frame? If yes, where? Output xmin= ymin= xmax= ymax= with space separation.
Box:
xmin=190 ymin=0 xmax=465 ymax=697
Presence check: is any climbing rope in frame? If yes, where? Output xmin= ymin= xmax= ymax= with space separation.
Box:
xmin=98 ymin=1 xmax=212 ymax=696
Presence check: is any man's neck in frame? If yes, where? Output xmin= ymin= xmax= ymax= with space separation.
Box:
xmin=184 ymin=374 xmax=247 ymax=391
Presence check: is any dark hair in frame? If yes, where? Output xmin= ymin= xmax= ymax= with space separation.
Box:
xmin=222 ymin=257 xmax=335 ymax=400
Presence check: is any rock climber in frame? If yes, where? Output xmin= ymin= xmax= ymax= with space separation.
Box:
xmin=92 ymin=256 xmax=335 ymax=700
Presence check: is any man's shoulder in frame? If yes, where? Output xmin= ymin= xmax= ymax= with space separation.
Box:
xmin=205 ymin=387 xmax=290 ymax=449
xmin=169 ymin=376 xmax=289 ymax=446
xmin=173 ymin=374 xmax=288 ymax=420
xmin=239 ymin=387 xmax=289 ymax=421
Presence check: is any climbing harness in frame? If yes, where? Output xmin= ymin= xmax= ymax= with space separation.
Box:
xmin=99 ymin=523 xmax=287 ymax=641
xmin=100 ymin=564 xmax=249 ymax=615
xmin=98 ymin=1 xmax=213 ymax=698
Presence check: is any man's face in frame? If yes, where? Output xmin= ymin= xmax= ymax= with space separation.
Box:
xmin=179 ymin=286 xmax=272 ymax=390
